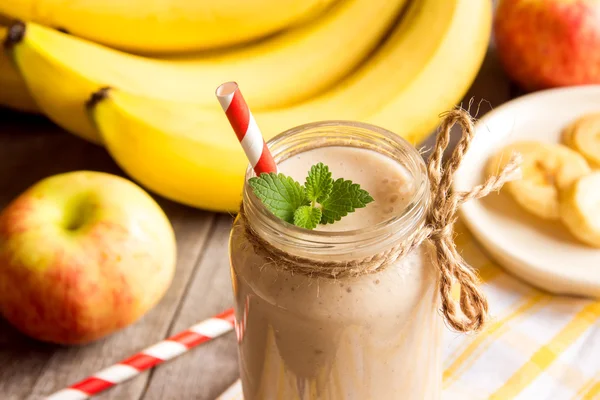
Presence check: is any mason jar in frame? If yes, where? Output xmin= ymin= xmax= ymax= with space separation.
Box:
xmin=229 ymin=121 xmax=442 ymax=399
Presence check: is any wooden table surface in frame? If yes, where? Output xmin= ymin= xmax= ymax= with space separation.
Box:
xmin=0 ymin=39 xmax=515 ymax=399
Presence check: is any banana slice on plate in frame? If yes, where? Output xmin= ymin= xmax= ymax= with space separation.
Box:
xmin=560 ymin=172 xmax=600 ymax=248
xmin=487 ymin=141 xmax=591 ymax=220
xmin=562 ymin=113 xmax=600 ymax=168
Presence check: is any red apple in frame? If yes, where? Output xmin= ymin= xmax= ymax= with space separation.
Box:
xmin=494 ymin=0 xmax=600 ymax=90
xmin=0 ymin=171 xmax=176 ymax=344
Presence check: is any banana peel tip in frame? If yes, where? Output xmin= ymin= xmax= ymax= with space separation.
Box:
xmin=4 ymin=21 xmax=26 ymax=49
xmin=86 ymin=87 xmax=111 ymax=110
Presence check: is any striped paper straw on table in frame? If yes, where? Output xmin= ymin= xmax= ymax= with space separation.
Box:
xmin=216 ymin=81 xmax=278 ymax=175
xmin=46 ymin=309 xmax=235 ymax=400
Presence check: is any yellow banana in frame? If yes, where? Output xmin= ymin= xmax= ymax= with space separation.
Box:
xmin=88 ymin=0 xmax=490 ymax=211
xmin=4 ymin=0 xmax=406 ymax=143
xmin=0 ymin=0 xmax=337 ymax=53
xmin=89 ymin=90 xmax=246 ymax=211
xmin=0 ymin=26 xmax=38 ymax=113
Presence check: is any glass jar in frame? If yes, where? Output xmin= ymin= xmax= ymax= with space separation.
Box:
xmin=229 ymin=121 xmax=442 ymax=400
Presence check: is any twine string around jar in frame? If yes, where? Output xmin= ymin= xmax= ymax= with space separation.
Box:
xmin=424 ymin=109 xmax=521 ymax=332
xmin=238 ymin=108 xmax=521 ymax=333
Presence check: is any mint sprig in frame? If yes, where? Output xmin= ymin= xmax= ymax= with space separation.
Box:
xmin=248 ymin=162 xmax=374 ymax=230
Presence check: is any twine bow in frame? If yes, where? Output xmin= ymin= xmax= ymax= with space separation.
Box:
xmin=423 ymin=109 xmax=520 ymax=332
xmin=238 ymin=108 xmax=520 ymax=333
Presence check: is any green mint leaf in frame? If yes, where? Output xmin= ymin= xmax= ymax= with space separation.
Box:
xmin=248 ymin=173 xmax=308 ymax=224
xmin=248 ymin=164 xmax=374 ymax=229
xmin=293 ymin=205 xmax=322 ymax=230
xmin=320 ymin=178 xmax=374 ymax=224
xmin=305 ymin=162 xmax=333 ymax=203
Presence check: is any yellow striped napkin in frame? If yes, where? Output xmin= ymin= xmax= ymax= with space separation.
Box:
xmin=218 ymin=221 xmax=600 ymax=400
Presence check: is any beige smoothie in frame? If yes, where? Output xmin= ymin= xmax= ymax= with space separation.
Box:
xmin=230 ymin=146 xmax=442 ymax=399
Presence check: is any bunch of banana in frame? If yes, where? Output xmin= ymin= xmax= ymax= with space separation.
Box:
xmin=0 ymin=26 xmax=38 ymax=113
xmin=1 ymin=0 xmax=491 ymax=212
xmin=86 ymin=0 xmax=490 ymax=211
xmin=3 ymin=0 xmax=407 ymax=143
xmin=488 ymin=136 xmax=600 ymax=248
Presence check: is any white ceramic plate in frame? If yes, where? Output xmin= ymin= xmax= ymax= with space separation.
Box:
xmin=454 ymin=85 xmax=600 ymax=298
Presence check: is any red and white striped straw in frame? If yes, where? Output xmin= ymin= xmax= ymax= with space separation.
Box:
xmin=45 ymin=308 xmax=235 ymax=400
xmin=216 ymin=82 xmax=278 ymax=175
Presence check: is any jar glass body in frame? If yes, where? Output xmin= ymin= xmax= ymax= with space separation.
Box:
xmin=229 ymin=121 xmax=442 ymax=400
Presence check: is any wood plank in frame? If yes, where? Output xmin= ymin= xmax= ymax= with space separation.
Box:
xmin=0 ymin=321 xmax=56 ymax=400
xmin=0 ymin=111 xmax=219 ymax=399
xmin=142 ymin=215 xmax=238 ymax=400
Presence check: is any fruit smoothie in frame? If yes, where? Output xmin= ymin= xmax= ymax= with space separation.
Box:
xmin=230 ymin=138 xmax=442 ymax=399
